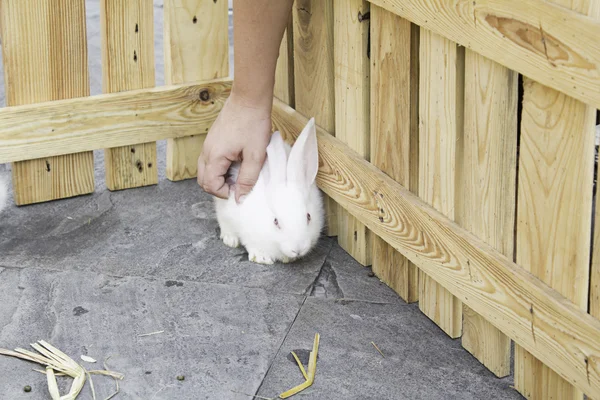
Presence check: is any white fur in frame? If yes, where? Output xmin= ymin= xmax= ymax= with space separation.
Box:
xmin=0 ymin=175 xmax=7 ymax=214
xmin=214 ymin=118 xmax=324 ymax=265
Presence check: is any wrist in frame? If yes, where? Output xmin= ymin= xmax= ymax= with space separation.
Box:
xmin=230 ymin=81 xmax=274 ymax=113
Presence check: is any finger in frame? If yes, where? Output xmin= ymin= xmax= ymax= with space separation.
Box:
xmin=235 ymin=149 xmax=266 ymax=204
xmin=203 ymin=156 xmax=232 ymax=199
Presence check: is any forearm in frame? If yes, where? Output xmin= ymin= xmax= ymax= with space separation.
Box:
xmin=231 ymin=0 xmax=294 ymax=110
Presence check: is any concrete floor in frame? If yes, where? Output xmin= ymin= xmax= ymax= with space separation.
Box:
xmin=0 ymin=2 xmax=522 ymax=399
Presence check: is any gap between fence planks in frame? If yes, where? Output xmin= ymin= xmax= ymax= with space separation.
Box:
xmin=0 ymin=80 xmax=231 ymax=164
xmin=292 ymin=0 xmax=338 ymax=237
xmin=101 ymin=0 xmax=158 ymax=191
xmin=1 ymin=0 xmax=94 ymax=205
xmin=271 ymin=99 xmax=600 ymax=399
xmin=274 ymin=13 xmax=295 ymax=108
xmin=369 ymin=6 xmax=420 ymax=302
xmin=366 ymin=0 xmax=600 ymax=110
xmin=334 ymin=0 xmax=372 ymax=266
xmin=164 ymin=0 xmax=229 ymax=181
xmin=593 ymin=115 xmax=600 ymax=320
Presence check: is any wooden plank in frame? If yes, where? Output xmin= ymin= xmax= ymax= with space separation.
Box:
xmin=367 ymin=0 xmax=600 ymax=110
xmin=164 ymin=0 xmax=229 ymax=181
xmin=370 ymin=6 xmax=419 ymax=302
xmin=101 ymin=0 xmax=157 ymax=191
xmin=417 ymin=29 xmax=464 ymax=338
xmin=0 ymin=80 xmax=232 ymax=164
xmin=459 ymin=50 xmax=518 ymax=377
xmin=271 ymin=100 xmax=600 ymax=398
xmin=293 ymin=0 xmax=338 ymax=237
xmin=514 ymin=0 xmax=599 ymax=397
xmin=274 ymin=14 xmax=295 ymax=107
xmin=333 ymin=0 xmax=372 ymax=266
xmin=0 ymin=0 xmax=94 ymax=205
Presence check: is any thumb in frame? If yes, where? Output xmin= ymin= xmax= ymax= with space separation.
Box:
xmin=235 ymin=149 xmax=266 ymax=204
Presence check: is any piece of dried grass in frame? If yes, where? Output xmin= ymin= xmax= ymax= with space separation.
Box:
xmin=81 ymin=355 xmax=97 ymax=363
xmin=0 ymin=340 xmax=123 ymax=400
xmin=279 ymin=333 xmax=320 ymax=399
xmin=371 ymin=341 xmax=385 ymax=358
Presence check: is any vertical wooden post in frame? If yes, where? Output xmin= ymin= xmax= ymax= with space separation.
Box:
xmin=101 ymin=0 xmax=157 ymax=191
xmin=164 ymin=0 xmax=229 ymax=181
xmin=274 ymin=14 xmax=295 ymax=108
xmin=333 ymin=0 xmax=372 ymax=266
xmin=459 ymin=50 xmax=517 ymax=377
xmin=1 ymin=0 xmax=94 ymax=205
xmin=292 ymin=0 xmax=338 ymax=237
xmin=514 ymin=3 xmax=598 ymax=398
xmin=370 ymin=6 xmax=419 ymax=302
xmin=417 ymin=29 xmax=464 ymax=338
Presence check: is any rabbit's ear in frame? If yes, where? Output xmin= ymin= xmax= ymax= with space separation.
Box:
xmin=287 ymin=117 xmax=318 ymax=187
xmin=266 ymin=131 xmax=288 ymax=185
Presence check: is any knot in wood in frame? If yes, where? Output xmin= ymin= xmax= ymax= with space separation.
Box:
xmin=199 ymin=90 xmax=210 ymax=101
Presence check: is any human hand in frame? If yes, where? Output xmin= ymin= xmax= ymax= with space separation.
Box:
xmin=197 ymin=93 xmax=272 ymax=203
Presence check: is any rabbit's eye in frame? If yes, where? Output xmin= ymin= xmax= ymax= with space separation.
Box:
xmin=274 ymin=218 xmax=280 ymax=228
xmin=307 ymin=213 xmax=311 ymax=223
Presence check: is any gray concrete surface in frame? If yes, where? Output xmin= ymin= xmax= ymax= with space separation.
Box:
xmin=0 ymin=1 xmax=522 ymax=399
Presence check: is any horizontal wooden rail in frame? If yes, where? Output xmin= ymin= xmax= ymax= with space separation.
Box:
xmin=271 ymin=98 xmax=600 ymax=398
xmin=0 ymin=79 xmax=232 ymax=163
xmin=368 ymin=0 xmax=600 ymax=109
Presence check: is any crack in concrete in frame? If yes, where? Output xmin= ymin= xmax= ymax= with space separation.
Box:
xmin=252 ymin=242 xmax=334 ymax=396
xmin=301 ymin=242 xmax=334 ymax=296
xmin=310 ymin=261 xmax=344 ymax=299
xmin=253 ymin=296 xmax=308 ymax=398
xmin=332 ymin=298 xmax=392 ymax=305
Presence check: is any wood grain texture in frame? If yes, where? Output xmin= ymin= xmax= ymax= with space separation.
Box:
xmin=334 ymin=0 xmax=372 ymax=266
xmin=368 ymin=0 xmax=600 ymax=109
xmin=274 ymin=14 xmax=295 ymax=107
xmin=164 ymin=0 xmax=229 ymax=181
xmin=514 ymin=0 xmax=598 ymax=396
xmin=293 ymin=0 xmax=338 ymax=236
xmin=101 ymin=0 xmax=158 ymax=191
xmin=0 ymin=80 xmax=232 ymax=163
xmin=459 ymin=50 xmax=518 ymax=377
xmin=271 ymin=99 xmax=600 ymax=398
xmin=370 ymin=6 xmax=419 ymax=302
xmin=514 ymin=82 xmax=596 ymax=400
xmin=1 ymin=0 xmax=94 ymax=205
xmin=417 ymin=29 xmax=464 ymax=338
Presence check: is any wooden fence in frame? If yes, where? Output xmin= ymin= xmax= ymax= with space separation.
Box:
xmin=1 ymin=0 xmax=600 ymax=398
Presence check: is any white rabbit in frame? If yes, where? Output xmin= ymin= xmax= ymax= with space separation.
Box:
xmin=214 ymin=117 xmax=324 ymax=265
